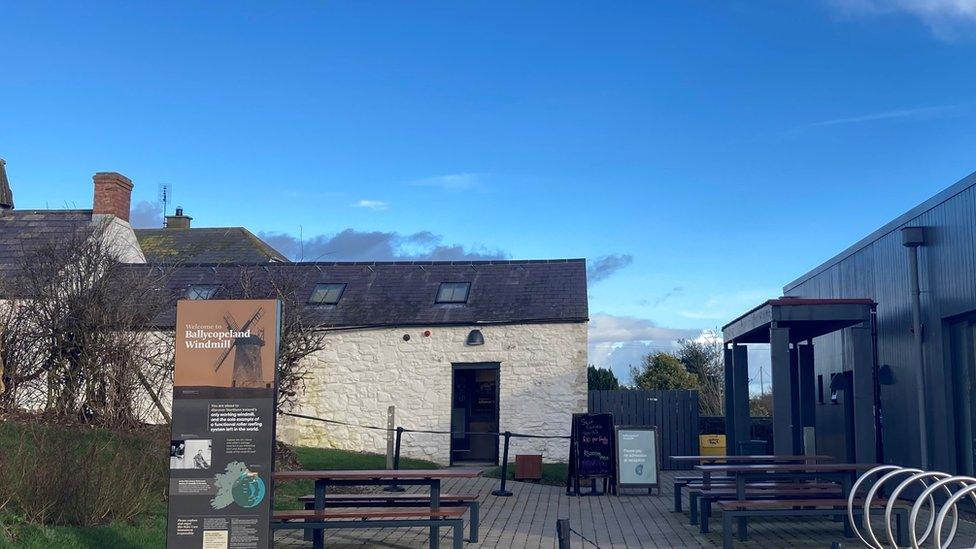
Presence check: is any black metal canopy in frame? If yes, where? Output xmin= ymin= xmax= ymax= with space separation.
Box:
xmin=722 ymin=298 xmax=875 ymax=343
xmin=721 ymin=297 xmax=879 ymax=462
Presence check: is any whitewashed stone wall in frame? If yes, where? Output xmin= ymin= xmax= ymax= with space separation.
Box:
xmin=277 ymin=322 xmax=588 ymax=464
xmin=95 ymin=214 xmax=147 ymax=264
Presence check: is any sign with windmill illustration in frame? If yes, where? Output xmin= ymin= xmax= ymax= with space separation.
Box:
xmin=212 ymin=308 xmax=268 ymax=388
xmin=168 ymin=299 xmax=281 ymax=549
xmin=174 ymin=301 xmax=279 ymax=389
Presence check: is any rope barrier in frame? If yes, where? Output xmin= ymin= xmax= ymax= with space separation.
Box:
xmin=281 ymin=409 xmax=569 ymax=498
xmin=280 ymin=410 xmax=570 ymax=440
xmin=284 ymin=410 xmax=616 ymax=546
xmin=568 ymin=526 xmax=602 ymax=548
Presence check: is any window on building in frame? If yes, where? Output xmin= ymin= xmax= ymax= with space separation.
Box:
xmin=309 ymin=283 xmax=346 ymax=305
xmin=186 ymin=284 xmax=219 ymax=300
xmin=817 ymin=375 xmax=824 ymax=405
xmin=436 ymin=282 xmax=471 ymax=304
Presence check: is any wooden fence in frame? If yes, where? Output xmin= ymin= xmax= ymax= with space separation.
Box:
xmin=588 ymin=389 xmax=700 ymax=470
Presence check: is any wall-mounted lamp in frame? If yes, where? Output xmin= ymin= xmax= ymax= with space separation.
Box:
xmin=466 ymin=329 xmax=484 ymax=346
xmin=829 ymin=373 xmax=845 ymax=405
xmin=878 ymin=364 xmax=895 ymax=386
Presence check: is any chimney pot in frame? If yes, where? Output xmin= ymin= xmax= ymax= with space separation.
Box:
xmin=92 ymin=172 xmax=134 ymax=222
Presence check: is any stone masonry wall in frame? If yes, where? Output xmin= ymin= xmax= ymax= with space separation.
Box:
xmin=277 ymin=322 xmax=588 ymax=464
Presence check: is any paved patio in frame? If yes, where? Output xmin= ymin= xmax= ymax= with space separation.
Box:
xmin=272 ymin=469 xmax=917 ymax=548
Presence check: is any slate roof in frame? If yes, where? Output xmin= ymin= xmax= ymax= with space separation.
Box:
xmin=134 ymin=259 xmax=588 ymax=328
xmin=134 ymin=228 xmax=288 ymax=264
xmin=0 ymin=209 xmax=94 ymax=279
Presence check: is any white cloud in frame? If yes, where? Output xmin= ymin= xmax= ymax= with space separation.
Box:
xmin=790 ymin=102 xmax=972 ymax=134
xmin=828 ymin=0 xmax=976 ymax=39
xmin=408 ymin=173 xmax=485 ymax=191
xmin=130 ymin=200 xmax=163 ymax=228
xmin=588 ymin=313 xmax=705 ymax=382
xmin=351 ymin=199 xmax=389 ymax=211
xmin=678 ymin=310 xmax=727 ymax=320
xmin=259 ymin=228 xmax=507 ymax=262
xmin=678 ymin=288 xmax=781 ymax=324
xmin=588 ymin=313 xmax=702 ymax=344
xmin=587 ymin=315 xmax=774 ymax=394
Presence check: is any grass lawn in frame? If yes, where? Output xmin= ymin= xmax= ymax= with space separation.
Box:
xmin=483 ymin=462 xmax=568 ymax=487
xmin=0 ymin=503 xmax=167 ymax=549
xmin=0 ymin=441 xmax=439 ymax=548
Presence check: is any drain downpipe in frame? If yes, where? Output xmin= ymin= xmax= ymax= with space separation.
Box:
xmin=902 ymin=226 xmax=928 ymax=469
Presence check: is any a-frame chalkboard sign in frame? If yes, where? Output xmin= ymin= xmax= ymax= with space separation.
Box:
xmin=566 ymin=413 xmax=616 ymax=496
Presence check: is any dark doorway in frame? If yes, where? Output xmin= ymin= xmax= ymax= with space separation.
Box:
xmin=450 ymin=363 xmax=500 ymax=465
xmin=949 ymin=316 xmax=976 ymax=475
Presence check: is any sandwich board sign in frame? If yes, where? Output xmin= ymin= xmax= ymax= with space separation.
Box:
xmin=566 ymin=413 xmax=616 ymax=495
xmin=614 ymin=425 xmax=660 ymax=495
xmin=166 ymin=300 xmax=281 ymax=549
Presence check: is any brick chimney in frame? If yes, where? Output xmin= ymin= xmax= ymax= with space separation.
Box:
xmin=92 ymin=172 xmax=133 ymax=222
xmin=165 ymin=206 xmax=192 ymax=229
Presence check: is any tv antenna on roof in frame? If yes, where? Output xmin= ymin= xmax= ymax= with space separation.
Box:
xmin=158 ymin=184 xmax=173 ymax=217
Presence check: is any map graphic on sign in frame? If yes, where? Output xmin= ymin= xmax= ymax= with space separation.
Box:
xmin=211 ymin=462 xmax=265 ymax=510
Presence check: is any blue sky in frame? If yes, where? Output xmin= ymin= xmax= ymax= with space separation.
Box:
xmin=2 ymin=1 xmax=976 ymax=386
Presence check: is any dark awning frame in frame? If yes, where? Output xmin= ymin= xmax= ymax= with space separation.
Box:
xmin=721 ymin=298 xmax=879 ymax=462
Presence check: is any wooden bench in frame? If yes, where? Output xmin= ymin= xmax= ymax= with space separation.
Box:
xmin=673 ymin=477 xmax=734 ymax=512
xmin=693 ymin=485 xmax=841 ymax=531
xmin=674 ymin=478 xmax=819 ymax=513
xmin=297 ymin=493 xmax=480 ymax=542
xmin=715 ymin=498 xmax=908 ymax=549
xmin=272 ymin=507 xmax=467 ymax=549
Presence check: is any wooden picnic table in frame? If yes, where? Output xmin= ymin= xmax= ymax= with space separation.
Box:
xmin=273 ymin=469 xmax=481 ymax=549
xmin=695 ymin=462 xmax=880 ymax=539
xmin=669 ymin=455 xmax=832 ymax=512
xmin=670 ymin=454 xmax=834 ymax=463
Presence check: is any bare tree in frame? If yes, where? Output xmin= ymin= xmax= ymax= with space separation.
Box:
xmin=676 ymin=337 xmax=725 ymax=416
xmin=4 ymin=220 xmax=178 ymax=426
xmin=220 ymin=265 xmax=326 ymax=411
xmin=0 ymin=300 xmax=46 ymax=410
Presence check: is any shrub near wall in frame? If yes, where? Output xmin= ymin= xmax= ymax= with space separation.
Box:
xmin=0 ymin=420 xmax=167 ymax=527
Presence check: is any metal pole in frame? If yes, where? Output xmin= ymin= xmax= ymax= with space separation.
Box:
xmin=384 ymin=426 xmax=406 ymax=492
xmin=556 ymin=518 xmax=571 ymax=549
xmin=386 ymin=405 xmax=395 ymax=470
xmin=491 ymin=431 xmax=513 ymax=496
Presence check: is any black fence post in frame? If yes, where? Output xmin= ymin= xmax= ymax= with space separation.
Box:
xmin=384 ymin=426 xmax=406 ymax=492
xmin=491 ymin=431 xmax=513 ymax=497
xmin=556 ymin=519 xmax=571 ymax=549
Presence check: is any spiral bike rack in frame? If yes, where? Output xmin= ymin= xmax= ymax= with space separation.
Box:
xmin=848 ymin=465 xmax=976 ymax=548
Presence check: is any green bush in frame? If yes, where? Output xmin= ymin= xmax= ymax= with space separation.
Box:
xmin=0 ymin=422 xmax=167 ymax=527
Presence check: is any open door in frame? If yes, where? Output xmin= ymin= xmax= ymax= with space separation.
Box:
xmin=450 ymin=363 xmax=499 ymax=465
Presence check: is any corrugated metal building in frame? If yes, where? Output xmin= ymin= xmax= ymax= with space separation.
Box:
xmin=784 ymin=170 xmax=976 ymax=472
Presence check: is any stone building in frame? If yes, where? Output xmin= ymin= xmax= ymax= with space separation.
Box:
xmin=0 ymin=161 xmax=589 ymax=464
xmin=147 ymin=260 xmax=589 ymax=464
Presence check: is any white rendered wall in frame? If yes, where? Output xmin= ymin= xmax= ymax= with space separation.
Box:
xmin=277 ymin=322 xmax=588 ymax=464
